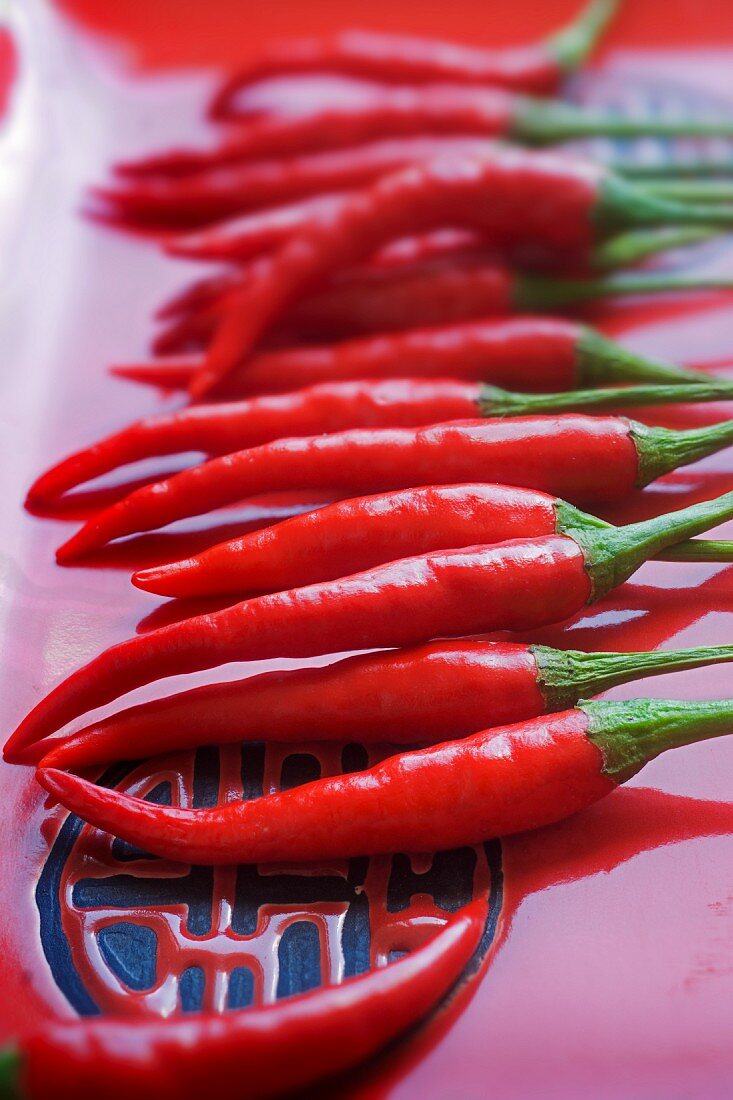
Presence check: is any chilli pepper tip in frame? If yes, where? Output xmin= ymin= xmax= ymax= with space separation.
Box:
xmin=0 ymin=900 xmax=486 ymax=1098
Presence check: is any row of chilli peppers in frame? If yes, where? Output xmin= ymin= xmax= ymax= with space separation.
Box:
xmin=6 ymin=2 xmax=733 ymax=1096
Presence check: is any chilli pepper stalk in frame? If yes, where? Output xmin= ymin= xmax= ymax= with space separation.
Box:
xmin=114 ymin=83 xmax=733 ymax=179
xmin=8 ymin=488 xmax=733 ymax=757
xmin=206 ymin=0 xmax=621 ymax=121
xmin=52 ymin=415 xmax=733 ymax=560
xmin=38 ymin=642 xmax=733 ymax=772
xmin=111 ymin=317 xmax=706 ymax=397
xmin=616 ymin=159 xmax=733 ymax=179
xmin=183 ymin=151 xmax=733 ymax=393
xmin=640 ymin=179 xmax=733 ymax=205
xmin=130 ymin=483 xmax=733 ymax=600
xmin=0 ymin=903 xmax=485 ymax=1100
xmin=36 ymin=698 xmax=733 ymax=864
xmin=27 ymin=379 xmax=733 ymax=504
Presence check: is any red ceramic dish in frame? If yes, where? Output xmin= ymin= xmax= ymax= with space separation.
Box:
xmin=1 ymin=2 xmax=732 ymax=1097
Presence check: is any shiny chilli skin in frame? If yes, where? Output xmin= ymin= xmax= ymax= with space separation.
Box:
xmin=184 ymin=151 xmax=733 ymax=394
xmin=207 ymin=0 xmax=620 ymax=120
xmin=104 ymin=138 xmax=498 ymax=225
xmin=36 ymin=699 xmax=733 ymax=865
xmin=7 ymin=487 xmax=733 ymax=758
xmin=0 ymin=903 xmax=484 ymax=1100
xmin=131 ymin=483 xmax=732 ymax=601
xmin=52 ymin=416 xmax=733 ymax=560
xmin=105 ymin=138 xmax=733 ymax=227
xmin=27 ymin=380 xmax=733 ymax=504
xmin=39 ymin=642 xmax=733 ymax=773
xmin=111 ymin=317 xmax=704 ymax=398
xmin=167 ymin=195 xmax=717 ymax=266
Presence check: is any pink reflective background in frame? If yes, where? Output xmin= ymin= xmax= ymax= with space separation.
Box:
xmin=0 ymin=2 xmax=732 ymax=1097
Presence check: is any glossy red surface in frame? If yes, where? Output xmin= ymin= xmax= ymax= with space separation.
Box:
xmin=1 ymin=1 xmax=732 ymax=1097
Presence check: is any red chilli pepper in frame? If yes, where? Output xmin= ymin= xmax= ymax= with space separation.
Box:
xmin=52 ymin=416 xmax=733 ymax=560
xmin=104 ymin=138 xmax=496 ymax=225
xmin=28 ymin=380 xmax=733 ymax=504
xmin=185 ymin=153 xmax=733 ymax=395
xmin=261 ymin=264 xmax=733 ymax=347
xmin=38 ymin=643 xmax=733 ymax=772
xmin=36 ymin=698 xmax=733 ymax=864
xmin=163 ymin=230 xmax=484 ymax=317
xmin=115 ymin=82 xmax=733 ymax=182
xmin=208 ymin=0 xmax=620 ymax=121
xmin=7 ymin=488 xmax=733 ymax=757
xmin=129 ymin=483 xmax=730 ymax=600
xmin=168 ymin=187 xmax=713 ymax=267
xmin=167 ymin=198 xmax=481 ymax=264
xmin=104 ymin=140 xmax=733 ymax=227
xmin=158 ymin=229 xmax=716 ymax=346
xmin=0 ymin=903 xmax=484 ymax=1100
xmin=111 ymin=317 xmax=703 ymax=397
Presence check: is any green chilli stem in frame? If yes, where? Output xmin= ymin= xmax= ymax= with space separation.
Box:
xmin=478 ymin=380 xmax=733 ymax=417
xmin=660 ymin=539 xmax=733 ymax=562
xmin=557 ymin=488 xmax=733 ymax=598
xmin=592 ymin=226 xmax=719 ymax=271
xmin=535 ymin=644 xmax=733 ymax=711
xmin=596 ymin=174 xmax=733 ymax=232
xmin=0 ymin=1049 xmax=20 ymax=1100
xmin=615 ymin=160 xmax=733 ymax=179
xmin=583 ymin=697 xmax=733 ymax=780
xmin=639 ymin=179 xmax=733 ymax=205
xmin=575 ymin=328 xmax=705 ymax=385
xmin=632 ymin=418 xmax=733 ymax=486
xmin=516 ymin=271 xmax=733 ymax=310
xmin=513 ymin=99 xmax=733 ymax=145
xmin=547 ymin=0 xmax=621 ymax=72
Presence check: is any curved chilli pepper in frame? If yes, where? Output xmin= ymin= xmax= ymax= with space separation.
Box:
xmin=37 ymin=643 xmax=733 ymax=772
xmin=186 ymin=151 xmax=733 ymax=394
xmin=129 ymin=482 xmax=729 ymax=600
xmin=53 ymin=416 xmax=733 ymax=561
xmin=111 ymin=318 xmax=704 ymax=397
xmin=162 ymin=229 xmax=487 ymax=319
xmin=104 ymin=138 xmax=498 ymax=226
xmin=166 ymin=191 xmax=351 ymax=262
xmin=168 ymin=196 xmax=484 ymax=263
xmin=104 ymin=150 xmax=733 ymax=235
xmin=261 ymin=264 xmax=733 ymax=346
xmin=166 ymin=177 xmax=718 ymax=266
xmin=155 ymin=231 xmax=494 ymax=346
xmin=158 ymin=228 xmax=717 ymax=349
xmin=111 ymin=84 xmax=733 ymax=178
xmin=206 ymin=0 xmax=620 ymax=122
xmin=0 ymin=904 xmax=485 ymax=1100
xmin=28 ymin=380 xmax=733 ymax=504
xmin=146 ymin=258 xmax=567 ymax=357
xmin=35 ymin=698 xmax=733 ymax=864
xmin=8 ymin=488 xmax=733 ymax=757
